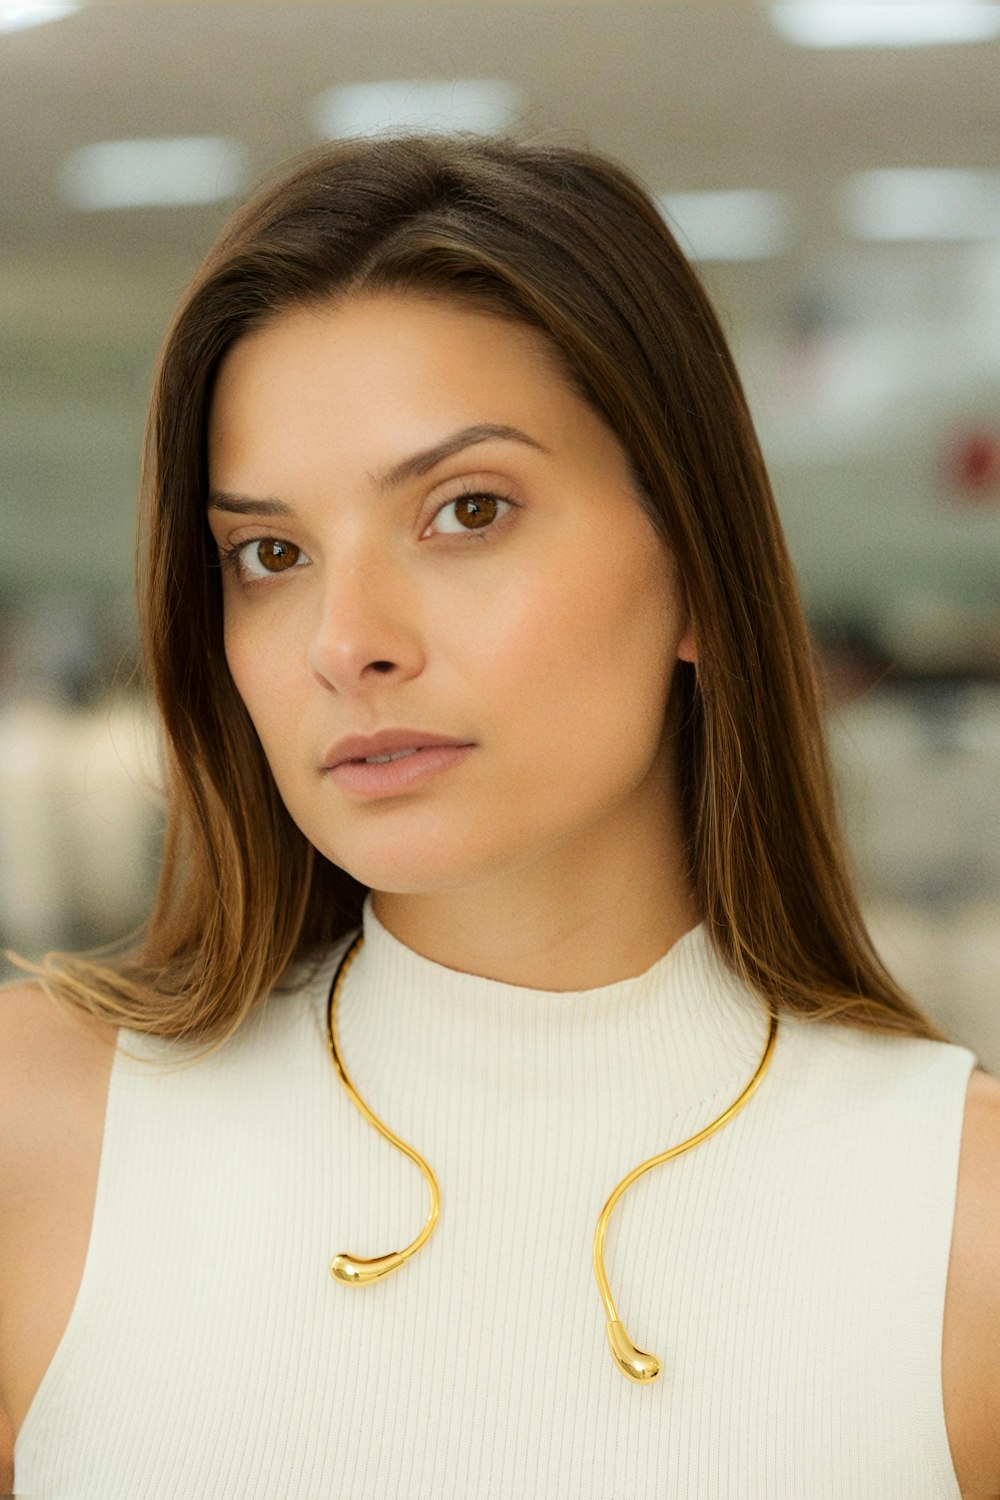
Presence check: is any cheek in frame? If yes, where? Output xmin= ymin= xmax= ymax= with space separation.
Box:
xmin=222 ymin=609 xmax=304 ymax=756
xmin=467 ymin=536 xmax=675 ymax=767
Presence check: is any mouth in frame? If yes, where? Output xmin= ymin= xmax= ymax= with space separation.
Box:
xmin=325 ymin=742 xmax=475 ymax=800
xmin=323 ymin=729 xmax=474 ymax=770
xmin=346 ymin=746 xmax=434 ymax=766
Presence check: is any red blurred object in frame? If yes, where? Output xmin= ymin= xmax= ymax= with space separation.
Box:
xmin=940 ymin=428 xmax=1000 ymax=506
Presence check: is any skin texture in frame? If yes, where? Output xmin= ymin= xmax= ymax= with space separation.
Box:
xmin=206 ymin=291 xmax=699 ymax=988
xmin=204 ymin=293 xmax=1000 ymax=1495
xmin=1 ymin=292 xmax=997 ymax=1497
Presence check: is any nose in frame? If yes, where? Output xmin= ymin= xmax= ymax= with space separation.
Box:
xmin=306 ymin=547 xmax=425 ymax=693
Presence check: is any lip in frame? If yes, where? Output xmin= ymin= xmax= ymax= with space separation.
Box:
xmin=322 ymin=728 xmax=475 ymax=770
xmin=326 ymin=743 xmax=475 ymax=800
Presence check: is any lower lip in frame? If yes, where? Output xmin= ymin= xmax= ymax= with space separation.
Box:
xmin=327 ymin=744 xmax=474 ymax=799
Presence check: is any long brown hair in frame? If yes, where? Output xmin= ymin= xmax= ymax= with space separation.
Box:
xmin=12 ymin=130 xmax=953 ymax=1063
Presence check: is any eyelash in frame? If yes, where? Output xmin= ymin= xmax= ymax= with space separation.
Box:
xmin=428 ymin=485 xmax=516 ymax=539
xmin=214 ymin=485 xmax=517 ymax=583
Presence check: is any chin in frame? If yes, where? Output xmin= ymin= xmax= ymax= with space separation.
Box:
xmin=314 ymin=833 xmax=497 ymax=898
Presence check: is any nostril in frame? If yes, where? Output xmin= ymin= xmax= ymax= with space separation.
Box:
xmin=370 ymin=661 xmax=395 ymax=674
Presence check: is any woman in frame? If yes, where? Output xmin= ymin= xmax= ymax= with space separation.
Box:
xmin=2 ymin=131 xmax=998 ymax=1499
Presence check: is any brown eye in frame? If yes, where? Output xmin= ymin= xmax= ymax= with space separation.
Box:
xmin=426 ymin=489 xmax=513 ymax=539
xmin=219 ymin=535 xmax=310 ymax=582
xmin=256 ymin=539 xmax=300 ymax=572
xmin=429 ymin=491 xmax=515 ymax=538
xmin=453 ymin=494 xmax=498 ymax=530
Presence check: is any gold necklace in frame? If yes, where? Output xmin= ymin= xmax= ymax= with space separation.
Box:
xmin=325 ymin=931 xmax=779 ymax=1382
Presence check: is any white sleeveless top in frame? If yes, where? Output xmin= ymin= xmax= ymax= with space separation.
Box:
xmin=14 ymin=896 xmax=977 ymax=1498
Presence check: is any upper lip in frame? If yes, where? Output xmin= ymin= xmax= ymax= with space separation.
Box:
xmin=323 ymin=729 xmax=475 ymax=768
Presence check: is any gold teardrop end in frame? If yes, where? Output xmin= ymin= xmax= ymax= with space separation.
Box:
xmin=329 ymin=1249 xmax=407 ymax=1285
xmin=605 ymin=1319 xmax=661 ymax=1382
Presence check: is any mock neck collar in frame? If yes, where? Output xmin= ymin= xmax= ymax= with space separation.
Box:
xmin=360 ymin=891 xmax=712 ymax=1013
xmin=314 ymin=893 xmax=776 ymax=1122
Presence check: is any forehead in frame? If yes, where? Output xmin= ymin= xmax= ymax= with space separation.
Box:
xmin=213 ymin=292 xmax=570 ymax=411
xmin=206 ymin=291 xmax=599 ymax=483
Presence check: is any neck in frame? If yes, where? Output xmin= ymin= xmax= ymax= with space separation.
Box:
xmin=371 ymin=796 xmax=699 ymax=993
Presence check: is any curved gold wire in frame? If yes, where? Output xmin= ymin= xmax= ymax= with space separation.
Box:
xmin=593 ymin=1005 xmax=779 ymax=1381
xmin=325 ymin=935 xmax=441 ymax=1285
xmin=325 ymin=930 xmax=780 ymax=1382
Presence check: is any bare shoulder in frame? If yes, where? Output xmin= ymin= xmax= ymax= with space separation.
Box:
xmin=0 ymin=977 xmax=118 ymax=1207
xmin=0 ymin=976 xmax=118 ymax=1115
xmin=0 ymin=980 xmax=118 ymax=1471
xmin=0 ymin=973 xmax=121 ymax=1048
xmin=943 ymin=1065 xmax=1000 ymax=1500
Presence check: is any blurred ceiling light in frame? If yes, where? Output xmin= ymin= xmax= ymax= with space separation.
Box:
xmin=311 ymin=78 xmax=522 ymax=139
xmin=57 ymin=136 xmax=250 ymax=211
xmin=769 ymin=2 xmax=1000 ymax=48
xmin=841 ymin=169 xmax=1000 ymax=241
xmin=0 ymin=3 xmax=80 ymax=32
xmin=657 ymin=190 xmax=794 ymax=261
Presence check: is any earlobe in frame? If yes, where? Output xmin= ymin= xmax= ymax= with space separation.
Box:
xmin=677 ymin=626 xmax=698 ymax=667
xmin=673 ymin=569 xmax=697 ymax=666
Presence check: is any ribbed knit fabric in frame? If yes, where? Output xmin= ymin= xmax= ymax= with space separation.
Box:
xmin=14 ymin=895 xmax=977 ymax=1499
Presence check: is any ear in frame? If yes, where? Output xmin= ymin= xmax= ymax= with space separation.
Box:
xmin=670 ymin=554 xmax=697 ymax=666
xmin=676 ymin=592 xmax=698 ymax=666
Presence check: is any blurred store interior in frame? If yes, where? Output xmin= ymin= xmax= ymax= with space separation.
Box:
xmin=0 ymin=2 xmax=998 ymax=1069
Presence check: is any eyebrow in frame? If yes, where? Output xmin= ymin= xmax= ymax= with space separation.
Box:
xmin=206 ymin=422 xmax=550 ymax=516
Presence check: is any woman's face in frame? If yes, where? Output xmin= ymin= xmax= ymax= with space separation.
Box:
xmin=206 ymin=291 xmax=696 ymax=898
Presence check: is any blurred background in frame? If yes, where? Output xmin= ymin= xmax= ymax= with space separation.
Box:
xmin=0 ymin=1 xmax=997 ymax=1067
